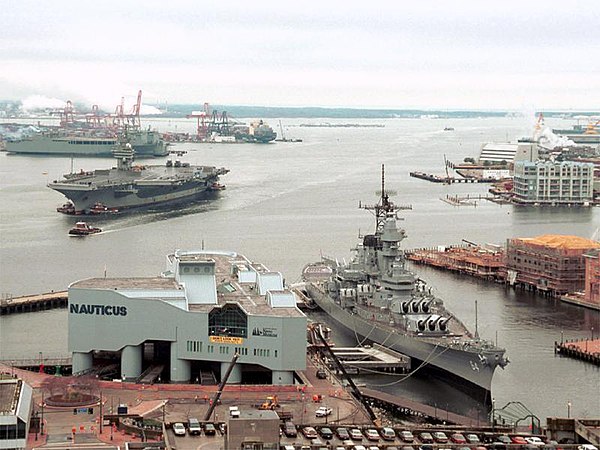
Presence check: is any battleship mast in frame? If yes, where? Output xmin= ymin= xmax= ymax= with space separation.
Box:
xmin=360 ymin=164 xmax=411 ymax=233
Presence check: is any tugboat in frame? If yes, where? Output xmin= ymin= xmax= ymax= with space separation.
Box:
xmin=89 ymin=202 xmax=119 ymax=215
xmin=56 ymin=201 xmax=76 ymax=215
xmin=69 ymin=222 xmax=102 ymax=236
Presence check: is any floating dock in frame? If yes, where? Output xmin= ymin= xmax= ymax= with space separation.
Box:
xmin=327 ymin=344 xmax=410 ymax=374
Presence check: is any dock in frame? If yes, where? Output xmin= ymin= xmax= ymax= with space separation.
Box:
xmin=0 ymin=290 xmax=68 ymax=315
xmin=406 ymin=245 xmax=506 ymax=281
xmin=328 ymin=344 xmax=410 ymax=374
xmin=555 ymin=338 xmax=600 ymax=366
xmin=360 ymin=387 xmax=483 ymax=426
xmin=409 ymin=171 xmax=496 ymax=184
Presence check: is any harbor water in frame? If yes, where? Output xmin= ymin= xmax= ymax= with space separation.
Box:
xmin=1 ymin=116 xmax=599 ymax=421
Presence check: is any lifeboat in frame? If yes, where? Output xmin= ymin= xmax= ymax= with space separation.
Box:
xmin=69 ymin=222 xmax=102 ymax=236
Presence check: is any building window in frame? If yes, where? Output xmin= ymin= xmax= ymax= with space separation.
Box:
xmin=208 ymin=303 xmax=248 ymax=338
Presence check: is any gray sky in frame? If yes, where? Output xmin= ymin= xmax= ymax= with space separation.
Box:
xmin=1 ymin=0 xmax=599 ymax=110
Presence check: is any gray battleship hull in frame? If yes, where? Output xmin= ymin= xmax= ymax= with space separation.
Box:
xmin=307 ymin=283 xmax=501 ymax=395
xmin=6 ymin=131 xmax=168 ymax=157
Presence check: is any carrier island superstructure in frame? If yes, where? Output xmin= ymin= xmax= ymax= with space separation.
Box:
xmin=69 ymin=250 xmax=307 ymax=384
xmin=48 ymin=142 xmax=228 ymax=213
xmin=302 ymin=166 xmax=508 ymax=398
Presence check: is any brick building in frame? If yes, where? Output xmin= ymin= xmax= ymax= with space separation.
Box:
xmin=506 ymin=235 xmax=600 ymax=296
xmin=583 ymin=249 xmax=600 ymax=305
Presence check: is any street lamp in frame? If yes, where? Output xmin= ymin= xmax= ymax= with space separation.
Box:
xmin=567 ymin=402 xmax=571 ymax=419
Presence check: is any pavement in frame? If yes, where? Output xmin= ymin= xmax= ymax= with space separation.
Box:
xmin=2 ymin=355 xmax=372 ymax=449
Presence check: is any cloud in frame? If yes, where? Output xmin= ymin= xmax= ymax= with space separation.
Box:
xmin=21 ymin=95 xmax=66 ymax=111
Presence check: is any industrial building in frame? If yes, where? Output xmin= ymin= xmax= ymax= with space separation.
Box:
xmin=68 ymin=250 xmax=307 ymax=385
xmin=583 ymin=249 xmax=600 ymax=306
xmin=506 ymin=235 xmax=600 ymax=296
xmin=0 ymin=378 xmax=32 ymax=450
xmin=225 ymin=410 xmax=280 ymax=450
xmin=478 ymin=140 xmax=538 ymax=164
xmin=512 ymin=160 xmax=595 ymax=205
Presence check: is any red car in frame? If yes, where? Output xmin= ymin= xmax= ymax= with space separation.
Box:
xmin=511 ymin=436 xmax=528 ymax=445
xmin=451 ymin=433 xmax=467 ymax=444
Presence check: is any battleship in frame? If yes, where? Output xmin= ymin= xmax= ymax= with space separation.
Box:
xmin=302 ymin=166 xmax=508 ymax=398
xmin=48 ymin=141 xmax=228 ymax=214
xmin=3 ymin=126 xmax=169 ymax=157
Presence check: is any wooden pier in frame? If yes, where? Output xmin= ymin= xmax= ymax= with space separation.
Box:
xmin=0 ymin=290 xmax=68 ymax=315
xmin=555 ymin=338 xmax=600 ymax=366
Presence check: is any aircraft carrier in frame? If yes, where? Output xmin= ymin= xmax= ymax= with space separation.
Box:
xmin=302 ymin=166 xmax=508 ymax=399
xmin=48 ymin=142 xmax=228 ymax=213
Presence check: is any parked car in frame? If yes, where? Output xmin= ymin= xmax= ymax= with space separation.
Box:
xmin=187 ymin=418 xmax=201 ymax=436
xmin=400 ymin=431 xmax=415 ymax=442
xmin=450 ymin=433 xmax=467 ymax=444
xmin=316 ymin=369 xmax=327 ymax=379
xmin=204 ymin=423 xmax=216 ymax=436
xmin=283 ymin=421 xmax=297 ymax=438
xmin=466 ymin=434 xmax=481 ymax=444
xmin=316 ymin=406 xmax=333 ymax=417
xmin=511 ymin=436 xmax=528 ymax=445
xmin=525 ymin=437 xmax=545 ymax=447
xmin=365 ymin=429 xmax=380 ymax=441
xmin=419 ymin=433 xmax=434 ymax=444
xmin=336 ymin=428 xmax=350 ymax=440
xmin=311 ymin=438 xmax=324 ymax=446
xmin=577 ymin=446 xmax=598 ymax=450
xmin=172 ymin=423 xmax=186 ymax=436
xmin=351 ymin=429 xmax=364 ymax=440
xmin=400 ymin=447 xmax=414 ymax=450
xmin=369 ymin=447 xmax=380 ymax=450
xmin=303 ymin=427 xmax=318 ymax=439
xmin=320 ymin=427 xmax=334 ymax=440
xmin=381 ymin=427 xmax=396 ymax=441
xmin=354 ymin=446 xmax=367 ymax=450
xmin=496 ymin=435 xmax=512 ymax=445
xmin=433 ymin=432 xmax=448 ymax=443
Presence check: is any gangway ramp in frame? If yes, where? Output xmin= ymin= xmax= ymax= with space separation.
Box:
xmin=329 ymin=343 xmax=410 ymax=374
xmin=138 ymin=364 xmax=164 ymax=384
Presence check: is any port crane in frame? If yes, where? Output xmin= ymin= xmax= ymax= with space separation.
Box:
xmin=203 ymin=353 xmax=239 ymax=421
xmin=186 ymin=102 xmax=211 ymax=139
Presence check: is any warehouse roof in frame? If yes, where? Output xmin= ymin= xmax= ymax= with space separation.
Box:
xmin=517 ymin=234 xmax=600 ymax=250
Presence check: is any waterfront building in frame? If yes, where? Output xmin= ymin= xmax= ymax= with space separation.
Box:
xmin=479 ymin=140 xmax=538 ymax=165
xmin=68 ymin=250 xmax=307 ymax=385
xmin=506 ymin=235 xmax=600 ymax=296
xmin=0 ymin=378 xmax=33 ymax=450
xmin=512 ymin=160 xmax=594 ymax=205
xmin=583 ymin=249 xmax=600 ymax=306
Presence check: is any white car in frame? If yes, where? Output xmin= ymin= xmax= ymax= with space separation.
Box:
xmin=525 ymin=437 xmax=545 ymax=446
xmin=577 ymin=446 xmax=598 ymax=450
xmin=172 ymin=422 xmax=186 ymax=436
xmin=315 ymin=406 xmax=333 ymax=417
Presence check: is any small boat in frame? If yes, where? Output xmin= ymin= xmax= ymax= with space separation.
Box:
xmin=56 ymin=202 xmax=76 ymax=215
xmin=443 ymin=127 xmax=455 ymax=131
xmin=89 ymin=202 xmax=119 ymax=215
xmin=208 ymin=182 xmax=226 ymax=191
xmin=69 ymin=222 xmax=102 ymax=236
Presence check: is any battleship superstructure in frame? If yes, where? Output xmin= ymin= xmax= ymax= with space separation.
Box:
xmin=48 ymin=141 xmax=228 ymax=213
xmin=302 ymin=166 xmax=508 ymax=397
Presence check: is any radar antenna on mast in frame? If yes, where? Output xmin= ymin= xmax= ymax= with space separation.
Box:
xmin=359 ymin=164 xmax=411 ymax=232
